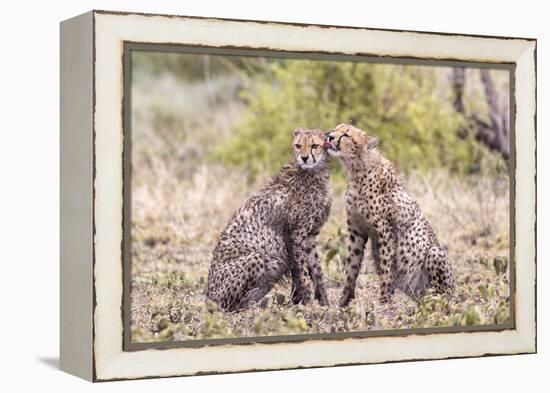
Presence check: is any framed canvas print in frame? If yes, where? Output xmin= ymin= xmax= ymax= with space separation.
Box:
xmin=60 ymin=10 xmax=537 ymax=382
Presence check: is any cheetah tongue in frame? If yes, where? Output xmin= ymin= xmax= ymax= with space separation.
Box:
xmin=323 ymin=140 xmax=334 ymax=150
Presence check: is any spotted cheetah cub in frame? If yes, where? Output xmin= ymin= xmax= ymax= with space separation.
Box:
xmin=206 ymin=128 xmax=331 ymax=311
xmin=325 ymin=123 xmax=454 ymax=306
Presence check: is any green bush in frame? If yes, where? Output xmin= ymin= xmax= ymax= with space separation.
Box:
xmin=215 ymin=60 xmax=485 ymax=177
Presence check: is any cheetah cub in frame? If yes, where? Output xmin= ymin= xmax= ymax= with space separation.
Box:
xmin=325 ymin=123 xmax=454 ymax=306
xmin=206 ymin=128 xmax=331 ymax=311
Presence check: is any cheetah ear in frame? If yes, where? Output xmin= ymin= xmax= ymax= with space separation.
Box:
xmin=293 ymin=127 xmax=304 ymax=137
xmin=367 ymin=136 xmax=379 ymax=149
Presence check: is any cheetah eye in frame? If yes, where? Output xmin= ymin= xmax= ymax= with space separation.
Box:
xmin=311 ymin=144 xmax=319 ymax=149
xmin=294 ymin=144 xmax=301 ymax=149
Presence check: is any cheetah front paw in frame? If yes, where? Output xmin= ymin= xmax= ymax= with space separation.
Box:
xmin=317 ymin=294 xmax=329 ymax=307
xmin=379 ymin=277 xmax=394 ymax=303
xmin=338 ymin=288 xmax=355 ymax=307
xmin=290 ymin=287 xmax=312 ymax=305
xmin=315 ymin=287 xmax=329 ymax=306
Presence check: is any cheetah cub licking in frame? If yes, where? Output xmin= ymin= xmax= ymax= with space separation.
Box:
xmin=325 ymin=123 xmax=454 ymax=306
xmin=207 ymin=128 xmax=331 ymax=311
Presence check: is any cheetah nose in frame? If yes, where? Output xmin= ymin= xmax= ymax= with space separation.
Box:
xmin=301 ymin=156 xmax=309 ymax=163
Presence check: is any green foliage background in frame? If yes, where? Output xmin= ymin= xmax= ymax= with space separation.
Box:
xmin=214 ymin=60 xmax=488 ymax=176
xmin=132 ymin=52 xmax=508 ymax=179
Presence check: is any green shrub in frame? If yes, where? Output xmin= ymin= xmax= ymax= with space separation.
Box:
xmin=215 ymin=60 xmax=485 ymax=177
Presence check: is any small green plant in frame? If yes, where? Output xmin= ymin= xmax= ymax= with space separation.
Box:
xmin=322 ymin=227 xmax=348 ymax=283
xmin=493 ymin=256 xmax=509 ymax=275
xmin=151 ymin=271 xmax=198 ymax=290
xmin=323 ymin=228 xmax=348 ymax=266
xmin=412 ymin=290 xmax=483 ymax=327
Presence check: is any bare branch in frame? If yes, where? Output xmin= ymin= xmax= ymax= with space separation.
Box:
xmin=451 ymin=67 xmax=510 ymax=160
xmin=480 ymin=70 xmax=510 ymax=159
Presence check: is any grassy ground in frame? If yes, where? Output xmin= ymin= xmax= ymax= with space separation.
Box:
xmin=130 ymin=69 xmax=511 ymax=343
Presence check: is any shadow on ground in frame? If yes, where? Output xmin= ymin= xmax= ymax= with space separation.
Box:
xmin=37 ymin=357 xmax=59 ymax=370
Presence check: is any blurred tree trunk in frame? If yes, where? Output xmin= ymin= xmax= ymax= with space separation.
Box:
xmin=452 ymin=68 xmax=465 ymax=113
xmin=452 ymin=68 xmax=510 ymax=160
xmin=479 ymin=69 xmax=510 ymax=159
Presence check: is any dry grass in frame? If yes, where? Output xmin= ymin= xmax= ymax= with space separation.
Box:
xmin=130 ymin=71 xmax=510 ymax=343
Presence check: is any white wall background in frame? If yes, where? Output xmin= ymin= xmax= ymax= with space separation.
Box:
xmin=0 ymin=0 xmax=546 ymax=391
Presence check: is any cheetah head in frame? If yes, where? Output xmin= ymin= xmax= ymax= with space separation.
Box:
xmin=324 ymin=123 xmax=378 ymax=159
xmin=292 ymin=127 xmax=328 ymax=170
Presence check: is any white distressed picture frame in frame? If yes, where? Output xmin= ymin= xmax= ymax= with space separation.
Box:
xmin=60 ymin=10 xmax=536 ymax=382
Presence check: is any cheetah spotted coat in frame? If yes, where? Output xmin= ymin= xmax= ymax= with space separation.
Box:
xmin=326 ymin=124 xmax=454 ymax=305
xmin=206 ymin=129 xmax=331 ymax=311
